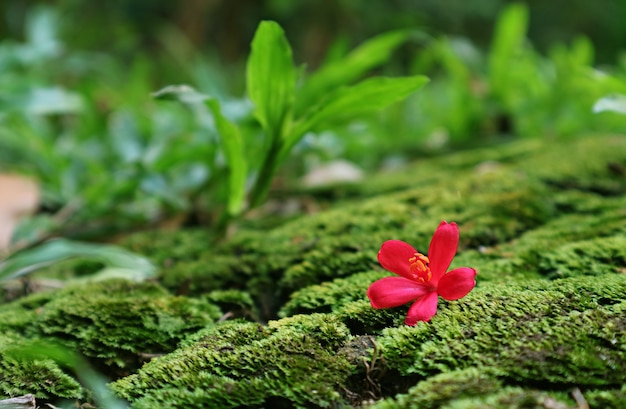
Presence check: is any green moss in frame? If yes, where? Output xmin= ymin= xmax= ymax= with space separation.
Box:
xmin=111 ymin=315 xmax=353 ymax=408
xmin=369 ymin=367 xmax=502 ymax=409
xmin=585 ymin=385 xmax=626 ymax=409
xmin=438 ymin=387 xmax=574 ymax=409
xmin=34 ymin=280 xmax=221 ymax=371
xmin=0 ymin=333 xmax=83 ymax=399
xmin=121 ymin=229 xmax=215 ymax=268
xmin=279 ymin=271 xmax=387 ymax=317
xmin=377 ymin=274 xmax=626 ymax=387
xmin=0 ymin=280 xmax=221 ymax=373
xmin=534 ymin=236 xmax=626 ymax=279
xmin=205 ymin=289 xmax=258 ymax=320
xmin=336 ymin=299 xmax=406 ymax=335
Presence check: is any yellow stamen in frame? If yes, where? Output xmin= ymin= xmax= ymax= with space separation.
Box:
xmin=408 ymin=252 xmax=432 ymax=283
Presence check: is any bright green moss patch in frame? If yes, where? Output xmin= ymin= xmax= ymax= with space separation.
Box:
xmin=369 ymin=367 xmax=502 ymax=409
xmin=0 ymin=279 xmax=221 ymax=375
xmin=434 ymin=387 xmax=575 ymax=409
xmin=279 ymin=270 xmax=387 ymax=317
xmin=584 ymin=386 xmax=626 ymax=409
xmin=0 ymin=333 xmax=83 ymax=399
xmin=534 ymin=236 xmax=626 ymax=279
xmin=111 ymin=315 xmax=353 ymax=408
xmin=377 ymin=274 xmax=626 ymax=386
xmin=110 ymin=273 xmax=626 ymax=407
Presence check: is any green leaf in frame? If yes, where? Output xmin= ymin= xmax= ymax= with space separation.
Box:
xmin=296 ymin=30 xmax=413 ymax=114
xmin=206 ymin=99 xmax=248 ymax=216
xmin=152 ymin=84 xmax=248 ymax=216
xmin=488 ymin=3 xmax=529 ymax=95
xmin=152 ymin=84 xmax=209 ymax=104
xmin=593 ymin=94 xmax=626 ymax=115
xmin=284 ymin=75 xmax=429 ymax=158
xmin=246 ymin=20 xmax=297 ymax=138
xmin=24 ymin=87 xmax=83 ymax=115
xmin=0 ymin=239 xmax=156 ymax=282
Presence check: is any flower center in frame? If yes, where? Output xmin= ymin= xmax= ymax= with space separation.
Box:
xmin=408 ymin=252 xmax=432 ymax=283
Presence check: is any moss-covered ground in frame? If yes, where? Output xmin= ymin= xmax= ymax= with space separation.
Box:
xmin=1 ymin=135 xmax=626 ymax=408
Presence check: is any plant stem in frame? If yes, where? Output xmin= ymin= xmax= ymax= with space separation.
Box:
xmin=248 ymin=136 xmax=284 ymax=210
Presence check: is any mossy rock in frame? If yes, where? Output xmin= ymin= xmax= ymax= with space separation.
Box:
xmin=0 ymin=332 xmax=83 ymax=399
xmin=111 ymin=314 xmax=353 ymax=408
xmin=111 ymin=274 xmax=626 ymax=407
xmin=3 ymin=135 xmax=626 ymax=406
xmin=375 ymin=275 xmax=626 ymax=385
xmin=0 ymin=279 xmax=221 ymax=399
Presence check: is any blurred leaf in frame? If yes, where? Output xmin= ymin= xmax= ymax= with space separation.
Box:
xmin=285 ymin=75 xmax=429 ymax=157
xmin=6 ymin=340 xmax=129 ymax=409
xmin=296 ymin=30 xmax=413 ymax=114
xmin=488 ymin=3 xmax=529 ymax=99
xmin=10 ymin=214 xmax=59 ymax=248
xmin=152 ymin=84 xmax=247 ymax=216
xmin=206 ymin=99 xmax=248 ymax=216
xmin=246 ymin=20 xmax=296 ymax=138
xmin=593 ymin=94 xmax=626 ymax=114
xmin=108 ymin=110 xmax=144 ymax=163
xmin=152 ymin=84 xmax=208 ymax=104
xmin=0 ymin=239 xmax=155 ymax=282
xmin=23 ymin=87 xmax=83 ymax=115
xmin=140 ymin=174 xmax=188 ymax=210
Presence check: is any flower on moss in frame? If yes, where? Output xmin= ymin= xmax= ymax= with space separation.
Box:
xmin=367 ymin=221 xmax=477 ymax=325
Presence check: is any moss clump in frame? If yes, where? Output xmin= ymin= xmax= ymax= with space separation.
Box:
xmin=534 ymin=236 xmax=626 ymax=279
xmin=369 ymin=367 xmax=502 ymax=409
xmin=377 ymin=274 xmax=626 ymax=387
xmin=0 ymin=332 xmax=83 ymax=399
xmin=205 ymin=289 xmax=258 ymax=320
xmin=0 ymin=279 xmax=221 ymax=376
xmin=584 ymin=385 xmax=626 ymax=409
xmin=279 ymin=270 xmax=387 ymax=317
xmin=111 ymin=314 xmax=353 ymax=408
xmin=433 ymin=387 xmax=574 ymax=409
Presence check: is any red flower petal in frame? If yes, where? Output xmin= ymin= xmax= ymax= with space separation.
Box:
xmin=428 ymin=221 xmax=459 ymax=283
xmin=405 ymin=291 xmax=439 ymax=325
xmin=377 ymin=240 xmax=418 ymax=279
xmin=437 ymin=267 xmax=477 ymax=300
xmin=367 ymin=276 xmax=430 ymax=309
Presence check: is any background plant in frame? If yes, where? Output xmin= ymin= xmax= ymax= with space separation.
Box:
xmin=0 ymin=3 xmax=625 ymax=255
xmin=158 ymin=22 xmax=428 ymax=225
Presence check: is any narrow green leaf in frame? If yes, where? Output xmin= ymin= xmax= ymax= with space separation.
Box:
xmin=246 ymin=21 xmax=297 ymax=138
xmin=296 ymin=30 xmax=413 ymax=114
xmin=151 ymin=84 xmax=209 ymax=104
xmin=284 ymin=75 xmax=429 ymax=157
xmin=206 ymin=99 xmax=248 ymax=216
xmin=0 ymin=239 xmax=155 ymax=282
xmin=151 ymin=84 xmax=248 ymax=216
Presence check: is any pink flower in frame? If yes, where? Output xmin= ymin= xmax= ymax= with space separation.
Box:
xmin=367 ymin=221 xmax=477 ymax=325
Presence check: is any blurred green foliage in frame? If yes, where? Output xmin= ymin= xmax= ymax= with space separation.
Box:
xmin=3 ymin=0 xmax=626 ymax=65
xmin=0 ymin=2 xmax=625 ymax=244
